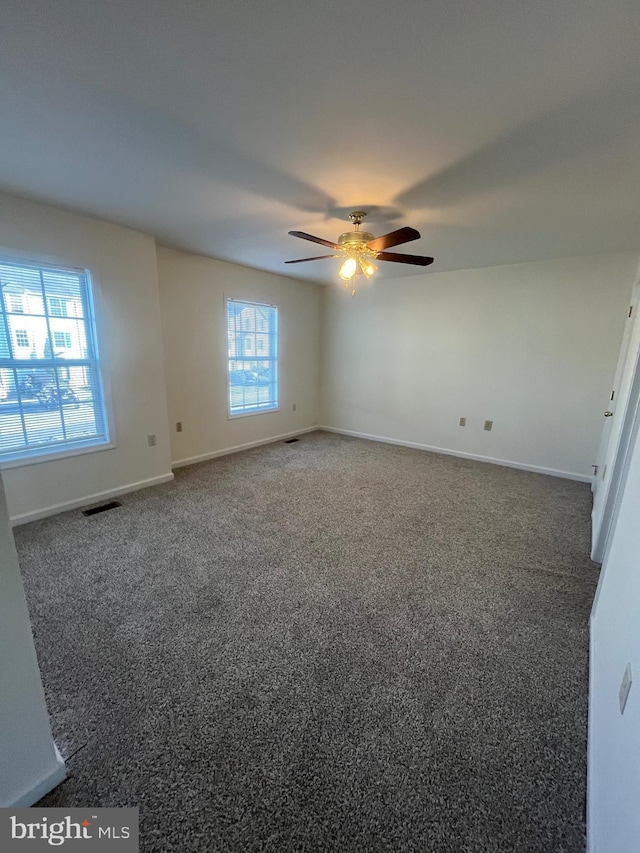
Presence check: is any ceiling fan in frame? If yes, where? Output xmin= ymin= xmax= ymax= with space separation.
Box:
xmin=285 ymin=211 xmax=434 ymax=294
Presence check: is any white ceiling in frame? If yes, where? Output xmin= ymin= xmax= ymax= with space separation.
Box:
xmin=1 ymin=0 xmax=639 ymax=284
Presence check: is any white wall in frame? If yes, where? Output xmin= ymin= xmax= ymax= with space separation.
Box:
xmin=588 ymin=400 xmax=640 ymax=852
xmin=0 ymin=473 xmax=66 ymax=806
xmin=157 ymin=246 xmax=322 ymax=465
xmin=321 ymin=252 xmax=637 ymax=478
xmin=0 ymin=192 xmax=173 ymax=522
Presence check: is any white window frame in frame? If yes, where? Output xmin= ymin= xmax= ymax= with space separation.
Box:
xmin=225 ymin=297 xmax=279 ymax=418
xmin=0 ymin=254 xmax=114 ymax=468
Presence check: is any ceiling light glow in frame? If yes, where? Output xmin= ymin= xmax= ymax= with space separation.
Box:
xmin=338 ymin=256 xmax=357 ymax=281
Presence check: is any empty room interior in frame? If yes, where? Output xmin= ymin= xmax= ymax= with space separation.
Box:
xmin=1 ymin=2 xmax=640 ymax=851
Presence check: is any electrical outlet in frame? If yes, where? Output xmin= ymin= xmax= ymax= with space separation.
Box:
xmin=147 ymin=433 xmax=156 ymax=447
xmin=620 ymin=663 xmax=633 ymax=714
xmin=176 ymin=422 xmax=183 ymax=432
xmin=459 ymin=417 xmax=466 ymax=427
xmin=484 ymin=420 xmax=493 ymax=431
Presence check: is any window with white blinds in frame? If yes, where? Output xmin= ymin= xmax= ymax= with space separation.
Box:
xmin=226 ymin=298 xmax=278 ymax=416
xmin=0 ymin=259 xmax=110 ymax=463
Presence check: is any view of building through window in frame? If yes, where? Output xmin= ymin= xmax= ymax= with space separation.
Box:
xmin=0 ymin=259 xmax=109 ymax=461
xmin=226 ymin=298 xmax=278 ymax=416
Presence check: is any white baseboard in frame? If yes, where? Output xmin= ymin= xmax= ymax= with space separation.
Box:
xmin=10 ymin=473 xmax=175 ymax=526
xmin=318 ymin=425 xmax=593 ymax=483
xmin=171 ymin=427 xmax=319 ymax=470
xmin=4 ymin=745 xmax=67 ymax=808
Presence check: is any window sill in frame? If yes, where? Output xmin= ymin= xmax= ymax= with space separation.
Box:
xmin=0 ymin=439 xmax=116 ymax=470
xmin=227 ymin=407 xmax=280 ymax=420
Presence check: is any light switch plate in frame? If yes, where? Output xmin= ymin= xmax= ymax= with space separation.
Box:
xmin=620 ymin=663 xmax=632 ymax=714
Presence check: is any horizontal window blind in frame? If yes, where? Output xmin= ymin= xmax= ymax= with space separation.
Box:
xmin=226 ymin=298 xmax=278 ymax=416
xmin=0 ymin=259 xmax=109 ymax=462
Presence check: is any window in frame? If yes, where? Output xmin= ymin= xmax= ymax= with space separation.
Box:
xmin=8 ymin=294 xmax=24 ymax=313
xmin=0 ymin=259 xmax=110 ymax=464
xmin=226 ymin=298 xmax=278 ymax=416
xmin=53 ymin=331 xmax=72 ymax=349
xmin=48 ymin=297 xmax=68 ymax=317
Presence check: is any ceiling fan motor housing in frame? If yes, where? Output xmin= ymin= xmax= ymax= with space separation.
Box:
xmin=339 ymin=210 xmax=375 ymax=253
xmin=338 ymin=230 xmax=375 ymax=248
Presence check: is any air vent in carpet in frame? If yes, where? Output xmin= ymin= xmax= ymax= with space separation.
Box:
xmin=284 ymin=438 xmax=299 ymax=444
xmin=82 ymin=501 xmax=122 ymax=516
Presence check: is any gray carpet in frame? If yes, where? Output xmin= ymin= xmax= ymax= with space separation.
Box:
xmin=16 ymin=431 xmax=598 ymax=852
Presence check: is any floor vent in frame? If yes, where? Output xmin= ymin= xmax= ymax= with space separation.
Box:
xmin=284 ymin=438 xmax=300 ymax=444
xmin=82 ymin=501 xmax=122 ymax=517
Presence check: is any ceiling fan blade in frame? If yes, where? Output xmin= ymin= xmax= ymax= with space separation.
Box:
xmin=288 ymin=230 xmax=342 ymax=250
xmin=285 ymin=254 xmax=338 ymax=263
xmin=367 ymin=226 xmax=421 ymax=251
xmin=377 ymin=251 xmax=434 ymax=266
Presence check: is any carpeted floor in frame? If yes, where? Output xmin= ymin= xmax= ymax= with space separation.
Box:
xmin=16 ymin=431 xmax=598 ymax=852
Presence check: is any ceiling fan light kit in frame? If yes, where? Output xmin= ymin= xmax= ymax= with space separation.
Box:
xmin=338 ymin=256 xmax=358 ymax=282
xmin=286 ymin=211 xmax=434 ymax=296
